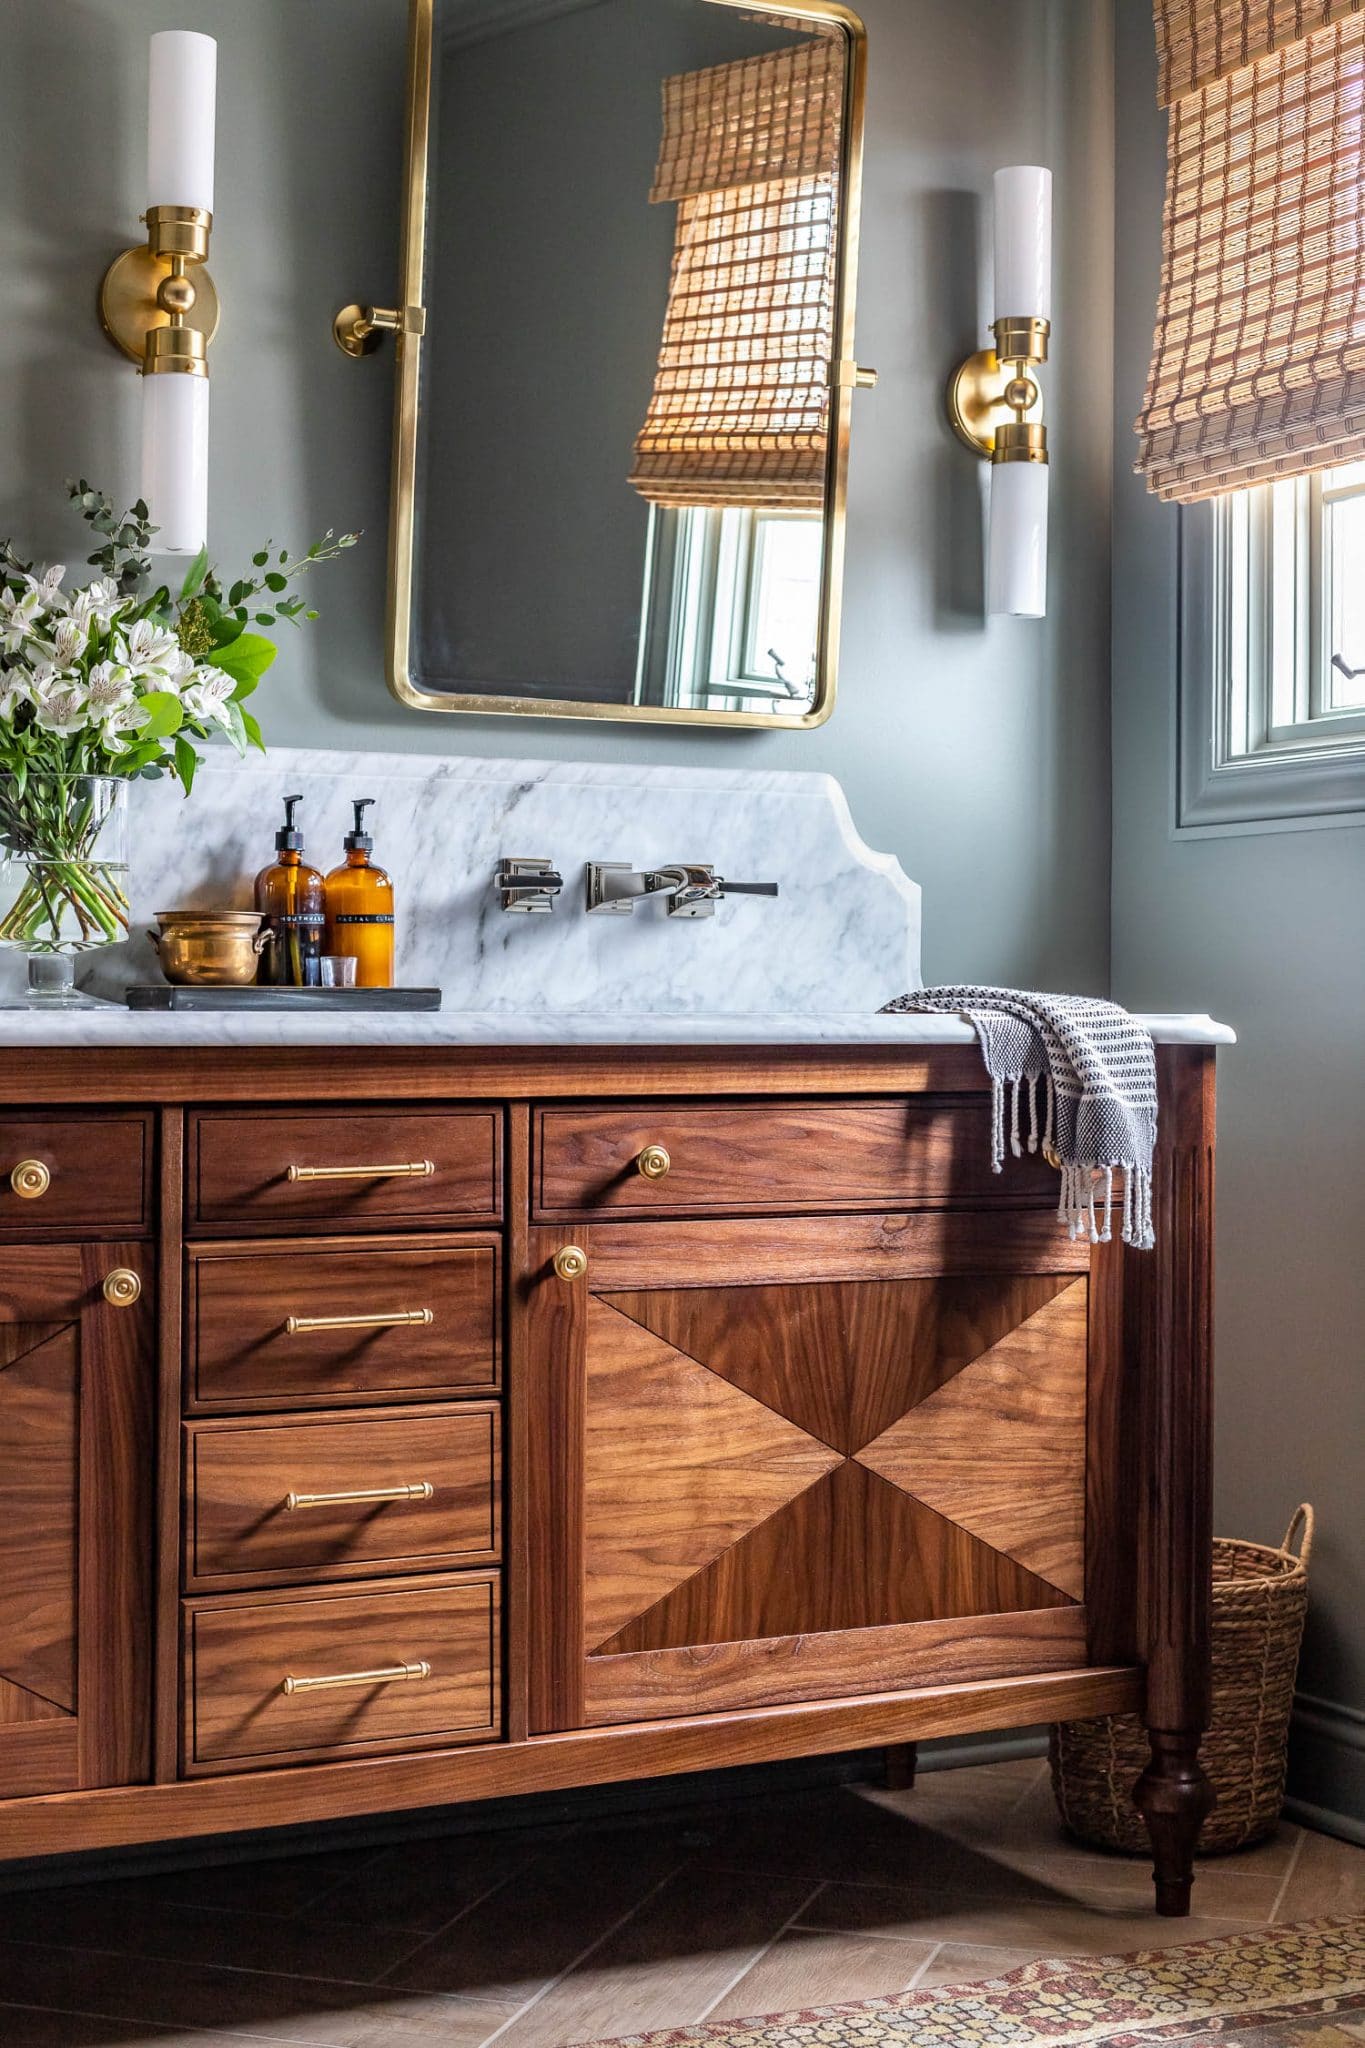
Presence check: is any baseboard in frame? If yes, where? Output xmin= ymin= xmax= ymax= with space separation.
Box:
xmin=1286 ymin=1692 xmax=1365 ymax=1845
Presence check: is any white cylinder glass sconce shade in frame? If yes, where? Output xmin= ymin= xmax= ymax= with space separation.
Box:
xmin=147 ymin=31 xmax=216 ymax=212
xmin=993 ymin=166 xmax=1051 ymax=322
xmin=142 ymin=373 xmax=209 ymax=555
xmin=987 ymin=459 xmax=1048 ymax=619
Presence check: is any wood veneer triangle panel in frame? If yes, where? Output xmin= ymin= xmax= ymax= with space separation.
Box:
xmin=598 ymin=1461 xmax=1072 ymax=1655
xmin=0 ymin=1325 xmax=78 ymax=1713
xmin=601 ymin=1274 xmax=1074 ymax=1454
xmin=855 ymin=1281 xmax=1088 ymax=1597
xmin=582 ymin=1299 xmax=841 ymax=1651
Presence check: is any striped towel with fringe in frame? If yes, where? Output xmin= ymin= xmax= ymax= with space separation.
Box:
xmin=881 ymin=986 xmax=1158 ymax=1249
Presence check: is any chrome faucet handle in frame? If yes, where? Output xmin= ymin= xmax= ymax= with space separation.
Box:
xmin=649 ymin=864 xmax=721 ymax=919
xmin=717 ymin=879 xmax=780 ymax=898
xmin=497 ymin=857 xmax=563 ymax=914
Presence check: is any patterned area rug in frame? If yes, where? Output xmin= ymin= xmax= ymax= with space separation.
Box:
xmin=585 ymin=1918 xmax=1365 ymax=2048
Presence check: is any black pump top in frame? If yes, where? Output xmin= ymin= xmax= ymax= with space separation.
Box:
xmin=275 ymin=794 xmax=304 ymax=853
xmin=345 ymin=798 xmax=375 ymax=854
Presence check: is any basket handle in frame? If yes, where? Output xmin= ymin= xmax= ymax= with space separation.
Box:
xmin=1281 ymin=1503 xmax=1314 ymax=1567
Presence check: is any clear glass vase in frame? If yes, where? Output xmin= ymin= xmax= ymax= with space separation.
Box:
xmin=0 ymin=776 xmax=130 ymax=1004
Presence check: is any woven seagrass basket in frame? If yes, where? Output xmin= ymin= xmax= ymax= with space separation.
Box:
xmin=1049 ymin=1504 xmax=1313 ymax=1855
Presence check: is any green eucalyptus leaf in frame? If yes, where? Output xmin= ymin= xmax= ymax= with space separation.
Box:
xmin=242 ymin=709 xmax=265 ymax=753
xmin=174 ymin=735 xmax=200 ymax=794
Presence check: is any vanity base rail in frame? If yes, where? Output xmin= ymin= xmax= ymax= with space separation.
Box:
xmin=0 ymin=1664 xmax=1142 ymax=1863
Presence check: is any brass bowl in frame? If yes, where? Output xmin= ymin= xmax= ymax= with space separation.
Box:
xmin=149 ymin=910 xmax=273 ymax=987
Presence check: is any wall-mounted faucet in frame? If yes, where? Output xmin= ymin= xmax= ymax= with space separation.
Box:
xmin=585 ymin=862 xmax=779 ymax=921
xmin=496 ymin=858 xmax=563 ymax=913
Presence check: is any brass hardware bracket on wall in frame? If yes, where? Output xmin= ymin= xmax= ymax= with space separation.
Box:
xmin=946 ymin=317 xmax=1049 ymax=465
xmin=99 ymin=205 xmax=219 ymax=376
xmin=332 ymin=303 xmax=427 ymax=358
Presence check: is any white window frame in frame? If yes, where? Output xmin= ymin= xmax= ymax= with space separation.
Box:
xmin=1178 ymin=473 xmax=1365 ymax=830
xmin=634 ymin=506 xmax=821 ymax=713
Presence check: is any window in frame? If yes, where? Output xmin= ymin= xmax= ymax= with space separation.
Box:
xmin=1178 ymin=466 xmax=1365 ymax=828
xmin=635 ymin=506 xmax=822 ymax=713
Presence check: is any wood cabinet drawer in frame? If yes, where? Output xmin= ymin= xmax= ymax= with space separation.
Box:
xmin=0 ymin=1112 xmax=150 ymax=1235
xmin=187 ymin=1235 xmax=500 ymax=1412
xmin=183 ymin=1572 xmax=500 ymax=1771
xmin=534 ymin=1098 xmax=1055 ymax=1217
xmin=187 ymin=1107 xmax=501 ymax=1231
xmin=185 ymin=1404 xmax=501 ymax=1589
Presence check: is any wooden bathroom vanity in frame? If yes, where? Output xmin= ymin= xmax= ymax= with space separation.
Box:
xmin=0 ymin=1027 xmax=1221 ymax=1914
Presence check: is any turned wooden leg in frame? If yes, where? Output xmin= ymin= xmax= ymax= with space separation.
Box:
xmin=879 ymin=1742 xmax=918 ymax=1790
xmin=1129 ymin=1048 xmax=1218 ymax=1918
xmin=1134 ymin=1731 xmax=1216 ymax=1916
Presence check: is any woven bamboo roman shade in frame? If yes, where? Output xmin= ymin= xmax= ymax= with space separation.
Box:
xmin=630 ymin=40 xmax=844 ymax=512
xmin=1135 ymin=5 xmax=1365 ymax=502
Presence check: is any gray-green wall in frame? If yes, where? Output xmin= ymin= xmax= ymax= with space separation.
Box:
xmin=1 ymin=0 xmax=1115 ymax=993
xmin=1112 ymin=0 xmax=1365 ymax=1834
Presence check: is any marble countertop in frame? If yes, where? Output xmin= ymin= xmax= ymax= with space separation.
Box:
xmin=0 ymin=1007 xmax=1237 ymax=1049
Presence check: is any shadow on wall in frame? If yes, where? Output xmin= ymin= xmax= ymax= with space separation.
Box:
xmin=924 ymin=186 xmax=988 ymax=633
xmin=6 ymin=1 xmax=134 ymax=559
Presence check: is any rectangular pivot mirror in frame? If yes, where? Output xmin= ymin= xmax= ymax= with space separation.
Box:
xmin=383 ymin=0 xmax=867 ymax=728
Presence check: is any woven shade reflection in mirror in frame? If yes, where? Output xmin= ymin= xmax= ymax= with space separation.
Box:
xmin=630 ymin=37 xmax=844 ymax=511
xmin=1136 ymin=0 xmax=1365 ymax=501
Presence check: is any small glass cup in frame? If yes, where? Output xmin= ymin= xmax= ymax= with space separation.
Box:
xmin=304 ymin=954 xmax=358 ymax=989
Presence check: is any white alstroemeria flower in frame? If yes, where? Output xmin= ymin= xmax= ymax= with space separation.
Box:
xmin=120 ymin=617 xmax=183 ymax=680
xmin=0 ymin=666 xmax=33 ymax=720
xmin=28 ymin=564 xmax=67 ymax=612
xmin=65 ymin=578 xmax=123 ymax=637
xmin=31 ymin=675 xmax=89 ymax=736
xmin=85 ymin=660 xmax=139 ymax=733
xmin=51 ymin=616 xmax=88 ymax=666
xmin=0 ymin=584 xmax=47 ymax=653
xmin=160 ymin=644 xmax=195 ymax=692
xmin=180 ymin=664 xmax=235 ymax=728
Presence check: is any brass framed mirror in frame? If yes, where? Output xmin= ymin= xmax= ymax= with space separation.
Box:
xmin=365 ymin=0 xmax=870 ymax=728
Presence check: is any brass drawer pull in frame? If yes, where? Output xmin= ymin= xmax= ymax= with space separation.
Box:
xmin=281 ymin=1658 xmax=431 ymax=1696
xmin=286 ymin=1159 xmax=435 ymax=1183
xmin=284 ymin=1481 xmax=434 ymax=1511
xmin=103 ymin=1268 xmax=143 ymax=1308
xmin=636 ymin=1144 xmax=671 ymax=1181
xmin=553 ymin=1244 xmax=588 ymax=1282
xmin=10 ymin=1159 xmax=51 ymax=1200
xmin=284 ymin=1308 xmax=434 ymax=1335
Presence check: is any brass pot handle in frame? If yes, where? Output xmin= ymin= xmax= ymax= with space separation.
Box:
xmin=10 ymin=1159 xmax=51 ymax=1200
xmin=636 ymin=1144 xmax=672 ymax=1182
xmin=281 ymin=1659 xmax=430 ymax=1696
xmin=103 ymin=1269 xmax=142 ymax=1308
xmin=553 ymin=1245 xmax=588 ymax=1283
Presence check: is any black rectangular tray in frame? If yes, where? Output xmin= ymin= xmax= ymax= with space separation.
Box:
xmin=125 ymin=986 xmax=442 ymax=1012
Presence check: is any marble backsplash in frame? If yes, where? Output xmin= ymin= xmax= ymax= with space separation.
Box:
xmin=57 ymin=749 xmax=921 ymax=1015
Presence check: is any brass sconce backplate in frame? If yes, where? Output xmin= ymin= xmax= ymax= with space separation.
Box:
xmin=99 ymin=244 xmax=220 ymax=366
xmin=947 ymin=348 xmax=1043 ymax=458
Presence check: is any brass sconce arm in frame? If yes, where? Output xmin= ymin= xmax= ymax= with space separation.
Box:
xmin=947 ymin=315 xmax=1050 ymax=466
xmin=333 ymin=303 xmax=427 ymax=358
xmin=99 ymin=204 xmax=219 ymax=378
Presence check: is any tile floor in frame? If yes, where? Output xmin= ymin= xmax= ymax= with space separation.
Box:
xmin=1 ymin=1759 xmax=1361 ymax=2048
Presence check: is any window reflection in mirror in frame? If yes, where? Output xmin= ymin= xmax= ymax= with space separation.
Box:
xmin=404 ymin=0 xmax=857 ymax=725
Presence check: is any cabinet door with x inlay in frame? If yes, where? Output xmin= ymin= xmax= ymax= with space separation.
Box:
xmin=0 ymin=1244 xmax=153 ymax=1796
xmin=526 ymin=1212 xmax=1100 ymax=1731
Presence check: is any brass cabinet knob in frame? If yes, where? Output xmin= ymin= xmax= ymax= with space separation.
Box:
xmin=103 ymin=1268 xmax=142 ymax=1309
xmin=10 ymin=1159 xmax=51 ymax=1200
xmin=636 ymin=1144 xmax=672 ymax=1182
xmin=553 ymin=1245 xmax=588 ymax=1283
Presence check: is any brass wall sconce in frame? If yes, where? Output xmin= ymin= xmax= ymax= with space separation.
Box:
xmin=97 ymin=31 xmax=217 ymax=555
xmin=946 ymin=167 xmax=1052 ymax=619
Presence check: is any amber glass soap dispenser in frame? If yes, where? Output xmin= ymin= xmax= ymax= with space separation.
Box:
xmin=255 ymin=794 xmax=325 ymax=985
xmin=325 ymin=799 xmax=395 ymax=987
